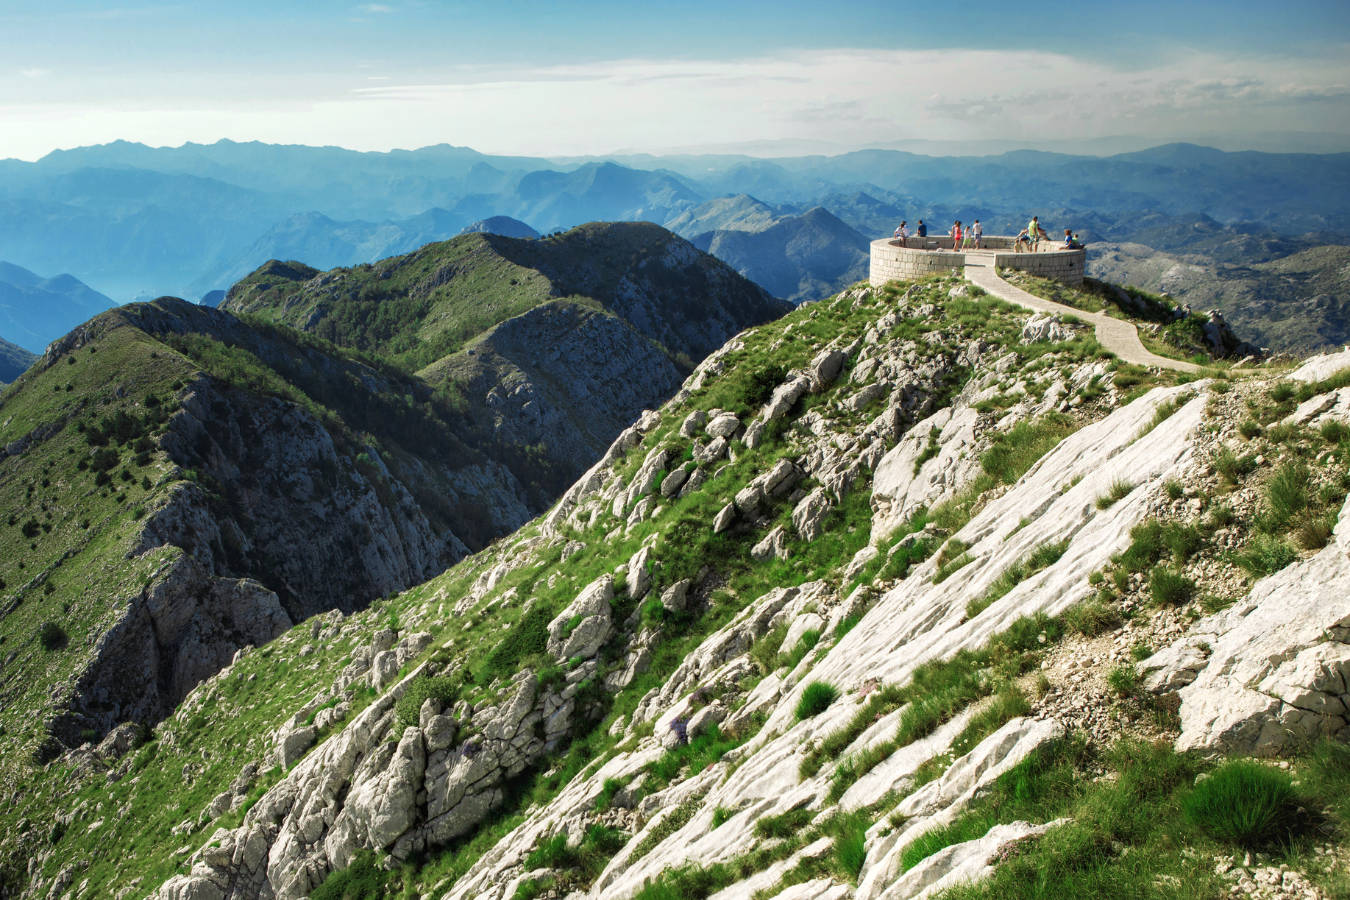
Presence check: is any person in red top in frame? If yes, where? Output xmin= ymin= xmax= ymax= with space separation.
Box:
xmin=951 ymin=220 xmax=962 ymax=249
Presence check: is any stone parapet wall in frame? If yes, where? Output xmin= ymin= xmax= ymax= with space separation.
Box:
xmin=991 ymin=250 xmax=1084 ymax=284
xmin=869 ymin=239 xmax=1085 ymax=287
xmin=869 ymin=244 xmax=965 ymax=283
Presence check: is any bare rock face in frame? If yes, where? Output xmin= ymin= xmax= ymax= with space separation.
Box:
xmin=546 ymin=576 xmax=615 ymax=661
xmin=1141 ymin=492 xmax=1350 ymax=755
xmin=1020 ymin=313 xmax=1072 ymax=343
xmin=158 ymin=663 xmax=565 ymax=900
xmin=890 ymin=819 xmax=1070 ymax=900
xmin=46 ymin=551 xmax=292 ymax=754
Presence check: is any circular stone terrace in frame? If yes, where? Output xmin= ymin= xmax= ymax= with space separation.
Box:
xmin=869 ymin=236 xmax=1086 ymax=286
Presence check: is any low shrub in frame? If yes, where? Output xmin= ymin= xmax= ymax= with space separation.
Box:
xmin=1106 ymin=664 xmax=1140 ymax=698
xmin=796 ymin=681 xmax=840 ymax=720
xmin=1269 ymin=382 xmax=1296 ymax=403
xmin=595 ymin=777 xmax=624 ymax=811
xmin=1183 ymin=760 xmax=1299 ymax=848
xmin=1319 ymin=419 xmax=1350 ymax=445
xmin=1215 ymin=448 xmax=1257 ymax=484
xmin=1063 ymin=598 xmax=1122 ymax=637
xmin=780 ymin=629 xmax=821 ymax=670
xmin=524 ymin=833 xmax=571 ymax=870
xmin=38 ymin=622 xmax=67 ymax=651
xmin=1095 ymin=479 xmax=1134 ymax=510
xmin=1294 ymin=510 xmax=1336 ymax=550
xmin=831 ymin=810 xmax=870 ymax=882
xmin=310 ymin=850 xmax=386 ymax=900
xmin=646 ymin=725 xmax=742 ymax=790
xmin=1232 ymin=534 xmax=1298 ymax=577
xmin=1261 ymin=462 xmax=1310 ymax=532
xmin=394 ymin=673 xmax=458 ymax=730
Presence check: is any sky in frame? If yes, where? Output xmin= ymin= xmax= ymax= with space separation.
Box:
xmin=1 ymin=0 xmax=1348 ymax=161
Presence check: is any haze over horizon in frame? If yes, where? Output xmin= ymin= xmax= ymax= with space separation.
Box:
xmin=3 ymin=0 xmax=1349 ymax=162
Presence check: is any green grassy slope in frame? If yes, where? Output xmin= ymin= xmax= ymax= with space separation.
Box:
xmin=222 ymin=221 xmax=785 ymax=374
xmin=0 ymin=297 xmax=536 ymax=772
xmin=0 ymin=275 xmax=1138 ymax=897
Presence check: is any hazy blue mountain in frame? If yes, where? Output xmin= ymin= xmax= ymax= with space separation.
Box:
xmin=691 ymin=207 xmax=869 ymax=303
xmin=0 ymin=335 xmax=35 ymax=382
xmin=3 ymin=138 xmax=1350 ymax=316
xmin=0 ymin=166 xmax=290 ymax=299
xmin=460 ymin=216 xmax=540 ymax=239
xmin=510 ymin=162 xmax=703 ymax=232
xmin=0 ymin=261 xmax=117 ymax=352
xmin=190 ymin=208 xmax=471 ymax=296
xmin=665 ymin=194 xmax=782 ymax=237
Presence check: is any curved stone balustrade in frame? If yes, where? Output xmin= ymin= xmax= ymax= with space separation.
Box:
xmin=870 ymin=237 xmax=1086 ymax=286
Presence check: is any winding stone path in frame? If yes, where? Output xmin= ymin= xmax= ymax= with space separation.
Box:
xmin=963 ymin=254 xmax=1200 ymax=373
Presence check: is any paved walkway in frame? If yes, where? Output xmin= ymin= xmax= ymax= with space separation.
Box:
xmin=963 ymin=253 xmax=1200 ymax=374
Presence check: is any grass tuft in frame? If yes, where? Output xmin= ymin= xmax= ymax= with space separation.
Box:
xmin=1149 ymin=567 xmax=1196 ymax=606
xmin=1183 ymin=761 xmax=1299 ymax=848
xmin=1095 ymin=479 xmax=1134 ymax=510
xmin=796 ymin=682 xmax=840 ymax=721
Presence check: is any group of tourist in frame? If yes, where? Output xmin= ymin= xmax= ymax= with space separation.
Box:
xmin=891 ymin=218 xmax=983 ymax=249
xmin=892 ymin=215 xmax=1083 ymax=251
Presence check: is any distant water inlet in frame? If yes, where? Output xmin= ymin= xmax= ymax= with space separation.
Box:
xmin=869 ymin=236 xmax=1086 ymax=286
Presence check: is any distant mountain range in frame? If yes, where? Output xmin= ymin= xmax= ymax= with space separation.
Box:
xmin=0 ymin=139 xmax=1348 ymax=347
xmin=0 ymin=261 xmax=116 ymax=353
xmin=1 ymin=139 xmax=1346 ymax=299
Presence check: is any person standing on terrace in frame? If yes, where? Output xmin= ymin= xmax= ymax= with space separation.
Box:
xmin=951 ymin=220 xmax=962 ymax=250
xmin=1027 ymin=216 xmax=1048 ymax=248
xmin=971 ymin=219 xmax=983 ymax=249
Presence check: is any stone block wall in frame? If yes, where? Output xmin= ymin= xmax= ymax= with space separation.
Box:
xmin=869 ymin=239 xmax=1085 ymax=286
xmin=992 ymin=250 xmax=1084 ymax=284
xmin=869 ymin=241 xmax=964 ymax=284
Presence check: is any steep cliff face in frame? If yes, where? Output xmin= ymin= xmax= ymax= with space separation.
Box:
xmin=423 ymin=300 xmax=686 ymax=498
xmin=11 ymin=277 xmax=1350 ymax=900
xmin=1 ymin=232 xmax=784 ymax=768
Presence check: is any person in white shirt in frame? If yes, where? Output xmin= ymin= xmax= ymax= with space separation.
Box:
xmin=971 ymin=219 xmax=983 ymax=249
xmin=895 ymin=221 xmax=909 ymax=246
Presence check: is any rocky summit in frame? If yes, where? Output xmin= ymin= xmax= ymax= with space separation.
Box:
xmin=5 ymin=266 xmax=1350 ymax=900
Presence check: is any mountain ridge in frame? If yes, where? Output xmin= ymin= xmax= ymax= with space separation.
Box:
xmin=10 ymin=266 xmax=1348 ymax=900
xmin=0 ymin=225 xmax=785 ymax=774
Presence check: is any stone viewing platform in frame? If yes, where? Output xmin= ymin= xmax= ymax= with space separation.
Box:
xmin=869 ymin=236 xmax=1086 ymax=286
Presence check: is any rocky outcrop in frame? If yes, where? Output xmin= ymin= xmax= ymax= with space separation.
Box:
xmin=153 ymin=565 xmax=630 ymax=900
xmin=1141 ymin=491 xmax=1350 ymax=755
xmin=45 ymin=550 xmax=291 ymax=755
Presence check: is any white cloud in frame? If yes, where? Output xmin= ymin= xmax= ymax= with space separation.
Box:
xmin=358 ymin=3 xmax=392 ymax=12
xmin=1 ymin=46 xmax=1347 ymax=160
xmin=19 ymin=67 xmax=50 ymax=79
